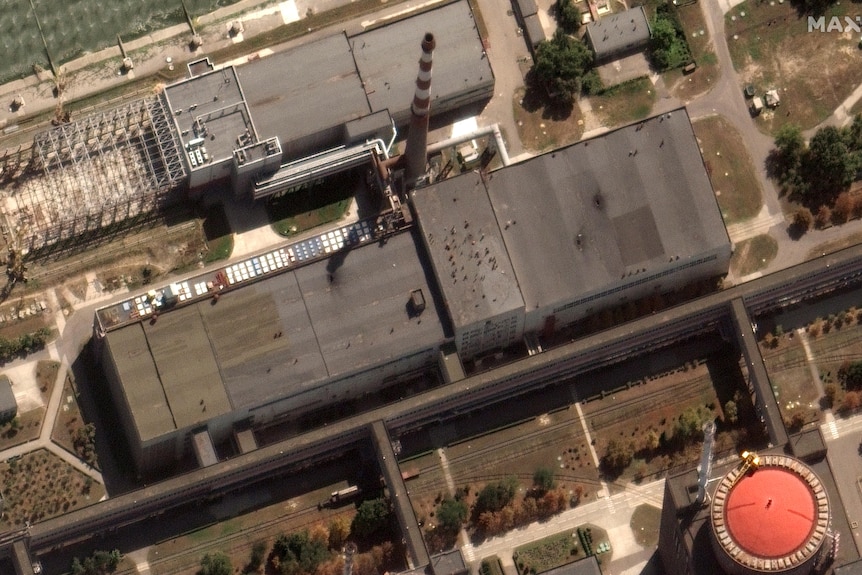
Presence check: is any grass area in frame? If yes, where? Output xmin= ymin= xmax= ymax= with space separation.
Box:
xmin=591 ymin=77 xmax=656 ymax=127
xmin=266 ymin=169 xmax=359 ymax=237
xmin=806 ymin=229 xmax=862 ymax=260
xmin=760 ymin=334 xmax=819 ymax=422
xmin=630 ymin=504 xmax=661 ymax=547
xmin=51 ymin=370 xmax=86 ymax=457
xmin=202 ymin=203 xmax=234 ymax=263
xmin=0 ymin=409 xmax=43 ymax=450
xmin=666 ymin=3 xmax=719 ymax=100
xmin=480 ymin=556 xmax=505 ymax=575
xmin=0 ymin=449 xmax=104 ymax=529
xmin=730 ymin=234 xmax=778 ymax=277
xmin=726 ymin=0 xmax=862 ymax=133
xmin=514 ymin=530 xmax=583 ymax=575
xmin=692 ymin=115 xmax=762 ymax=223
xmin=512 ymin=87 xmax=585 ymax=153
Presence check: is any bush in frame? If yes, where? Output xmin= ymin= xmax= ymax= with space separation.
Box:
xmin=351 ymin=498 xmax=391 ymax=540
xmin=437 ymin=496 xmax=468 ymax=532
xmin=555 ymin=0 xmax=581 ymax=33
xmin=601 ymin=438 xmax=634 ymax=473
xmin=533 ymin=467 xmax=556 ymax=493
xmin=792 ymin=207 xmax=813 ymax=234
xmin=199 ymin=552 xmax=231 ymax=575
xmin=473 ymin=477 xmax=519 ymax=518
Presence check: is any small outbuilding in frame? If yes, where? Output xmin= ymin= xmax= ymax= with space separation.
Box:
xmin=0 ymin=375 xmax=17 ymax=423
xmin=584 ymin=6 xmax=652 ymax=64
xmin=765 ymin=89 xmax=781 ymax=108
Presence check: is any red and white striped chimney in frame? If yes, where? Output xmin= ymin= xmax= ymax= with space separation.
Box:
xmin=403 ymin=32 xmax=436 ymax=185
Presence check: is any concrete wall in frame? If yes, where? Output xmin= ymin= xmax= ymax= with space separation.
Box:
xmin=455 ymin=307 xmax=525 ymax=358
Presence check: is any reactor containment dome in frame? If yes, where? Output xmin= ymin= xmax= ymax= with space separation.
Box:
xmin=710 ymin=453 xmax=830 ymax=575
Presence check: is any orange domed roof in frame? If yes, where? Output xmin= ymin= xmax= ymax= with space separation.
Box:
xmin=725 ymin=467 xmax=816 ymax=558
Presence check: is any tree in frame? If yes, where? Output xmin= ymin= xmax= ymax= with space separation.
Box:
xmin=473 ymin=477 xmax=519 ymax=518
xmin=824 ymin=383 xmax=839 ymax=409
xmin=272 ymin=530 xmax=330 ymax=575
xmin=436 ymin=496 xmax=468 ymax=532
xmin=199 ymin=552 xmax=232 ymax=575
xmin=772 ymin=124 xmax=806 ymax=191
xmin=649 ymin=10 xmax=690 ymax=70
xmin=815 ymin=205 xmax=832 ymax=229
xmin=350 ymin=498 xmax=391 ymax=540
xmin=805 ymin=126 xmax=857 ymax=201
xmin=555 ymin=0 xmax=581 ymax=33
xmin=841 ymin=390 xmax=862 ymax=414
xmin=723 ymin=400 xmax=738 ymax=425
xmin=834 ymin=191 xmax=855 ymax=223
xmin=672 ymin=406 xmax=713 ymax=445
xmin=533 ymin=31 xmax=594 ymax=104
xmin=601 ymin=438 xmax=634 ymax=473
xmin=532 ymin=467 xmax=556 ymax=493
xmin=839 ymin=360 xmax=862 ymax=390
xmin=70 ymin=549 xmax=122 ymax=575
xmin=248 ymin=541 xmax=268 ymax=572
xmin=328 ymin=516 xmax=351 ymax=550
xmin=791 ymin=207 xmax=813 ymax=234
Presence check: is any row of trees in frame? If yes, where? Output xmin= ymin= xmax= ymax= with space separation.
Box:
xmin=649 ymin=5 xmax=691 ymax=70
xmin=197 ymin=499 xmax=396 ymax=575
xmin=426 ymin=469 xmax=580 ymax=549
xmin=601 ymin=405 xmax=716 ymax=477
xmin=771 ymin=117 xmax=862 ymax=209
xmin=70 ymin=549 xmax=122 ymax=575
xmin=0 ymin=327 xmax=52 ymax=364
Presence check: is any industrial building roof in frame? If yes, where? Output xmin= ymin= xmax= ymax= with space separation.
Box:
xmin=537 ymin=557 xmax=601 ymax=575
xmin=585 ymin=6 xmax=651 ymax=61
xmin=293 ymin=230 xmax=449 ymax=379
xmin=0 ymin=375 xmax=16 ymax=418
xmin=487 ymin=108 xmax=729 ymax=312
xmin=412 ymin=171 xmax=524 ymax=330
xmin=106 ymin=319 xmax=231 ymax=442
xmin=351 ymin=0 xmax=493 ymax=126
xmin=164 ymin=66 xmax=255 ymax=165
xmin=236 ymin=33 xmax=370 ymax=160
xmin=107 ymin=229 xmax=448 ymax=439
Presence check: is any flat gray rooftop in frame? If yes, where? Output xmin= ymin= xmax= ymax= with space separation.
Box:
xmin=585 ymin=6 xmax=651 ymax=60
xmin=351 ymin=0 xmax=493 ymax=126
xmin=488 ymin=108 xmax=729 ymax=311
xmin=108 ymin=230 xmax=448 ymax=438
xmin=412 ymin=172 xmax=524 ymax=329
xmin=163 ymin=66 xmax=254 ymax=163
xmin=236 ymin=33 xmax=370 ymax=158
xmin=294 ymin=230 xmax=449 ymax=379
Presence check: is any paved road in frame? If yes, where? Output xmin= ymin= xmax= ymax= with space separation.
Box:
xmin=475 ymin=0 xmax=532 ymax=158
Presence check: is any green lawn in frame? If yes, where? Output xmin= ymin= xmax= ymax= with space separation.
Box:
xmin=630 ymin=504 xmax=661 ymax=547
xmin=665 ymin=2 xmax=719 ymax=100
xmin=591 ymin=77 xmax=656 ymax=127
xmin=692 ymin=115 xmax=762 ymax=224
xmin=730 ymin=234 xmax=777 ymax=277
xmin=266 ymin=169 xmax=359 ymax=237
xmin=514 ymin=530 xmax=583 ymax=575
xmin=726 ymin=0 xmax=862 ymax=133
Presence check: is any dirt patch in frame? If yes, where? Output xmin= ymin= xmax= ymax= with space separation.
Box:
xmin=513 ymin=87 xmax=585 ymax=153
xmin=0 ymin=449 xmax=104 ymax=529
xmin=666 ymin=2 xmax=720 ymax=100
xmin=693 ymin=115 xmax=762 ymax=223
xmin=727 ymin=0 xmax=862 ymax=133
xmin=730 ymin=234 xmax=778 ymax=276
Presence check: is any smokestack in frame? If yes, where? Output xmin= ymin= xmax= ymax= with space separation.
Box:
xmin=403 ymin=32 xmax=436 ymax=186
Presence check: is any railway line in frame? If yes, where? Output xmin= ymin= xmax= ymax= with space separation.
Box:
xmin=12 ymin=242 xmax=862 ymax=567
